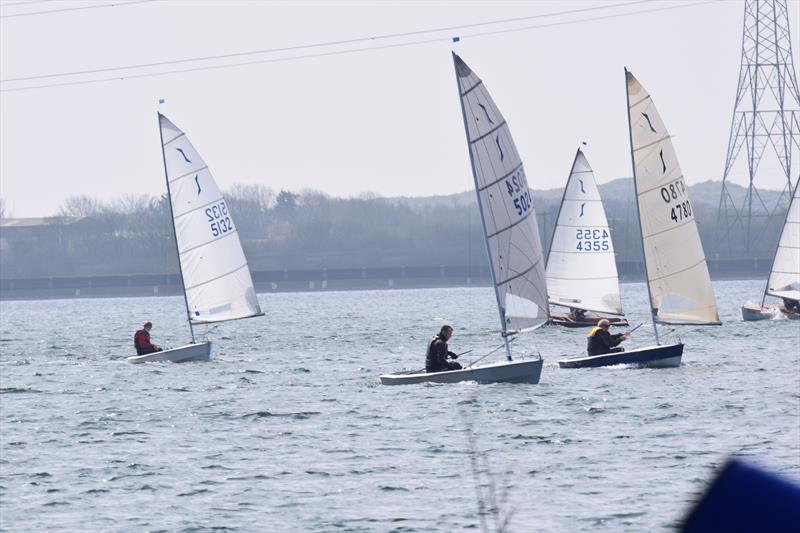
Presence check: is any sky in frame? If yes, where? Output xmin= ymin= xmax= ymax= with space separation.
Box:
xmin=1 ymin=0 xmax=799 ymax=217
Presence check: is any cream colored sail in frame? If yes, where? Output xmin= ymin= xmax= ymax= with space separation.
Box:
xmin=546 ymin=149 xmax=623 ymax=315
xmin=625 ymin=70 xmax=720 ymax=325
xmin=766 ymin=180 xmax=800 ymax=301
xmin=453 ymin=53 xmax=548 ymax=333
xmin=158 ymin=114 xmax=262 ymax=324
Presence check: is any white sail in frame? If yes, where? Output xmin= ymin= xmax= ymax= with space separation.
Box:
xmin=453 ymin=53 xmax=548 ymax=333
xmin=158 ymin=114 xmax=262 ymax=324
xmin=546 ymin=149 xmax=623 ymax=315
xmin=625 ymin=70 xmax=720 ymax=325
xmin=766 ymin=180 xmax=800 ymax=301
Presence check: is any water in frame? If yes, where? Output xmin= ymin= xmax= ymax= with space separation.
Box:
xmin=1 ymin=279 xmax=798 ymax=532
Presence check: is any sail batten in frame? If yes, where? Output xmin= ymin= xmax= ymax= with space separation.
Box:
xmin=625 ymin=70 xmax=720 ymax=326
xmin=545 ymin=149 xmax=623 ymax=316
xmin=158 ymin=113 xmax=262 ymax=325
xmin=453 ymin=53 xmax=549 ymax=334
xmin=765 ymin=180 xmax=800 ymax=301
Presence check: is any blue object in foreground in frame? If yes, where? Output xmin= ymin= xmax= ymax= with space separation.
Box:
xmin=681 ymin=458 xmax=800 ymax=532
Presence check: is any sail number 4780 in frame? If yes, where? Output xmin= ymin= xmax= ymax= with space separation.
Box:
xmin=205 ymin=201 xmax=233 ymax=237
xmin=659 ymin=179 xmax=693 ymax=224
xmin=505 ymin=171 xmax=532 ymax=216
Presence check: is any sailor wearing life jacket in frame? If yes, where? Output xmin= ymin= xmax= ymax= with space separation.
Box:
xmin=134 ymin=321 xmax=162 ymax=355
xmin=425 ymin=325 xmax=462 ymax=372
xmin=586 ymin=319 xmax=629 ymax=356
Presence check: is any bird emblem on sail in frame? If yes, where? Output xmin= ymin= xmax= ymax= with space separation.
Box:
xmin=579 ymin=202 xmax=586 ymax=217
xmin=642 ymin=112 xmax=657 ymax=133
xmin=195 ymin=175 xmax=202 ymax=195
xmin=579 ymin=179 xmax=586 ymax=194
xmin=478 ymin=103 xmax=495 ymax=124
xmin=176 ymin=148 xmax=192 ymax=163
xmin=659 ymin=149 xmax=666 ymax=173
xmin=495 ymin=136 xmax=504 ymax=161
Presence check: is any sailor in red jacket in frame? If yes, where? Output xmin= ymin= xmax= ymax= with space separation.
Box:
xmin=134 ymin=321 xmax=162 ymax=355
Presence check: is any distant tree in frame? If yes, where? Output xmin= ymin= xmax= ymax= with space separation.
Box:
xmin=275 ymin=189 xmax=298 ymax=211
xmin=58 ymin=195 xmax=104 ymax=218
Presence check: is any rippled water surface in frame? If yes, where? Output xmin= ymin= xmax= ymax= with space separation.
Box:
xmin=1 ymin=279 xmax=799 ymax=532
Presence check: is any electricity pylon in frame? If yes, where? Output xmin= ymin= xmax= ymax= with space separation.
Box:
xmin=715 ymin=0 xmax=800 ymax=258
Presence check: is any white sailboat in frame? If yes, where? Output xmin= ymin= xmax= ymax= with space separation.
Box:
xmin=742 ymin=179 xmax=800 ymax=320
xmin=127 ymin=114 xmax=263 ymax=363
xmin=381 ymin=53 xmax=545 ymax=385
xmin=546 ymin=147 xmax=628 ymax=328
xmin=559 ymin=69 xmax=721 ymax=369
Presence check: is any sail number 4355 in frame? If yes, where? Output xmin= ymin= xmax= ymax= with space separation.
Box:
xmin=205 ymin=201 xmax=233 ymax=237
xmin=505 ymin=171 xmax=532 ymax=216
xmin=576 ymin=229 xmax=609 ymax=251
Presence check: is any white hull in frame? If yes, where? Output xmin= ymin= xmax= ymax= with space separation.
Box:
xmin=127 ymin=341 xmax=211 ymax=364
xmin=380 ymin=358 xmax=543 ymax=385
xmin=741 ymin=303 xmax=779 ymax=321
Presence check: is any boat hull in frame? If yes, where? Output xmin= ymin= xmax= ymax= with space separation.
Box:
xmin=557 ymin=343 xmax=683 ymax=369
xmin=548 ymin=313 xmax=629 ymax=328
xmin=127 ymin=342 xmax=211 ymax=364
xmin=380 ymin=358 xmax=543 ymax=385
xmin=741 ymin=303 xmax=777 ymax=321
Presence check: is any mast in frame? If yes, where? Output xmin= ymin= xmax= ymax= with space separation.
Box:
xmin=624 ymin=69 xmax=660 ymax=345
xmin=453 ymin=52 xmax=513 ymax=361
xmin=157 ymin=112 xmax=195 ymax=343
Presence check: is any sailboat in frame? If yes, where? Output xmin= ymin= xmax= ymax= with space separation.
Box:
xmin=741 ymin=179 xmax=800 ymax=320
xmin=380 ymin=53 xmax=545 ymax=385
xmin=546 ymin=147 xmax=629 ymax=328
xmin=558 ymin=69 xmax=721 ymax=369
xmin=127 ymin=114 xmax=263 ymax=363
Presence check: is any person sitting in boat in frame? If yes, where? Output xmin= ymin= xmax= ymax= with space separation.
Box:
xmin=586 ymin=319 xmax=629 ymax=356
xmin=569 ymin=308 xmax=587 ymax=321
xmin=782 ymin=298 xmax=800 ymax=314
xmin=134 ymin=321 xmax=162 ymax=355
xmin=425 ymin=325 xmax=462 ymax=373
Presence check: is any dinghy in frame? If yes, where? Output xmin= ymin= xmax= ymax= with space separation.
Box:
xmin=558 ymin=70 xmax=721 ymax=369
xmin=381 ymin=53 xmax=547 ymax=385
xmin=127 ymin=114 xmax=263 ymax=363
xmin=741 ymin=180 xmax=800 ymax=321
xmin=546 ymin=147 xmax=628 ymax=328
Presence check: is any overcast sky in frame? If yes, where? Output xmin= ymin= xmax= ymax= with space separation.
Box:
xmin=1 ymin=0 xmax=798 ymax=217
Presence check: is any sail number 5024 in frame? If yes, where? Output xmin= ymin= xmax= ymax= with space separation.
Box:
xmin=205 ymin=201 xmax=232 ymax=237
xmin=505 ymin=170 xmax=532 ymax=216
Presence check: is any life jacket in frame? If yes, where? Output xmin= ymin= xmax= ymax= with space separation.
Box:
xmin=587 ymin=326 xmax=603 ymax=338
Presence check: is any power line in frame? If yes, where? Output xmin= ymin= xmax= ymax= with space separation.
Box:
xmin=2 ymin=0 xmax=652 ymax=83
xmin=0 ymin=0 xmax=160 ymax=18
xmin=0 ymin=0 xmax=723 ymax=93
xmin=0 ymin=0 xmax=59 ymax=7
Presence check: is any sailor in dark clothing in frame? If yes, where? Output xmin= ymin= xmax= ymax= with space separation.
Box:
xmin=782 ymin=298 xmax=800 ymax=314
xmin=134 ymin=321 xmax=162 ymax=355
xmin=425 ymin=325 xmax=462 ymax=372
xmin=587 ymin=319 xmax=629 ymax=356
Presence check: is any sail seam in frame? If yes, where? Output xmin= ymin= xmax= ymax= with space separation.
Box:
xmin=478 ymin=163 xmax=524 ymax=192
xmin=629 ymin=94 xmax=651 ymax=108
xmin=633 ymin=134 xmax=671 ymax=152
xmin=648 ymin=258 xmax=706 ymax=282
xmin=547 ymin=275 xmax=618 ymax=280
xmin=548 ymin=249 xmax=615 ymax=255
xmin=486 ymin=208 xmax=533 ymax=239
xmin=642 ymin=216 xmax=694 ymax=239
xmin=184 ymin=262 xmax=249 ymax=291
xmin=497 ymin=261 xmax=539 ymax=287
xmin=169 ymin=166 xmax=209 ymax=184
xmin=163 ymin=132 xmax=187 ymax=146
xmin=179 ymin=229 xmax=238 ymax=256
xmin=470 ymin=121 xmax=507 ymax=144
xmin=460 ymin=80 xmax=483 ymax=97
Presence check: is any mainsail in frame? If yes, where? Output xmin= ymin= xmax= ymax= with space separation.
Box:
xmin=546 ymin=148 xmax=623 ymax=316
xmin=453 ymin=53 xmax=548 ymax=334
xmin=158 ymin=114 xmax=262 ymax=324
xmin=625 ymin=70 xmax=720 ymax=325
xmin=766 ymin=179 xmax=800 ymax=301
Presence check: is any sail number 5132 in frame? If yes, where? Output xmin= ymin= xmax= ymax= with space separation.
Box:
xmin=205 ymin=201 xmax=232 ymax=237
